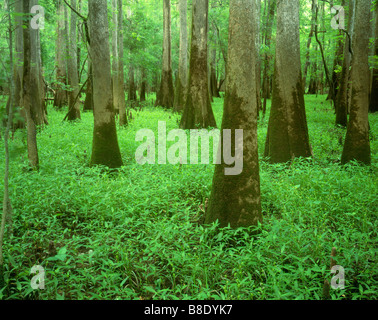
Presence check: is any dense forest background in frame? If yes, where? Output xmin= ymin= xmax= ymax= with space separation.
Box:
xmin=0 ymin=0 xmax=377 ymax=300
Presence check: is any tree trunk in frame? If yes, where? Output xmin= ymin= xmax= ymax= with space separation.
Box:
xmin=89 ymin=0 xmax=123 ymax=169
xmin=262 ymin=0 xmax=276 ymax=116
xmin=174 ymin=0 xmax=189 ymax=111
xmin=206 ymin=0 xmax=262 ymax=228
xmin=254 ymin=0 xmax=262 ymax=115
xmin=117 ymin=0 xmax=128 ymax=126
xmin=83 ymin=61 xmax=93 ymax=111
xmin=54 ymin=0 xmax=68 ymax=109
xmin=66 ymin=0 xmax=81 ymax=121
xmin=23 ymin=0 xmax=39 ymax=170
xmin=128 ymin=65 xmax=137 ymax=102
xmin=303 ymin=0 xmax=316 ymax=90
xmin=369 ymin=2 xmax=378 ymax=113
xmin=140 ymin=67 xmax=147 ymax=102
xmin=11 ymin=0 xmax=26 ymax=129
xmin=335 ymin=0 xmax=355 ymax=126
xmin=341 ymin=0 xmax=371 ymax=165
xmin=264 ymin=0 xmax=312 ymax=163
xmin=180 ymin=0 xmax=216 ymax=129
xmin=156 ymin=0 xmax=175 ymax=108
xmin=111 ymin=0 xmax=120 ymax=114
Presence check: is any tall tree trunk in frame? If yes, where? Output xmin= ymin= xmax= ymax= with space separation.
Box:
xmin=303 ymin=0 xmax=316 ymax=90
xmin=112 ymin=0 xmax=120 ymax=114
xmin=83 ymin=61 xmax=93 ymax=111
xmin=156 ymin=0 xmax=175 ymax=108
xmin=11 ymin=0 xmax=26 ymax=129
xmin=262 ymin=0 xmax=276 ymax=116
xmin=341 ymin=0 xmax=371 ymax=165
xmin=140 ymin=67 xmax=147 ymax=102
xmin=66 ymin=0 xmax=81 ymax=121
xmin=23 ymin=0 xmax=39 ymax=170
xmin=180 ymin=0 xmax=216 ymax=129
xmin=54 ymin=0 xmax=68 ymax=109
xmin=254 ymin=0 xmax=262 ymax=114
xmin=264 ymin=0 xmax=312 ymax=163
xmin=174 ymin=0 xmax=189 ymax=111
xmin=117 ymin=0 xmax=128 ymax=126
xmin=128 ymin=65 xmax=137 ymax=102
xmin=206 ymin=0 xmax=262 ymax=228
xmin=369 ymin=2 xmax=378 ymax=113
xmin=89 ymin=0 xmax=123 ymax=169
xmin=335 ymin=0 xmax=355 ymax=126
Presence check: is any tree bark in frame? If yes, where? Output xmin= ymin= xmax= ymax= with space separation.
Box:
xmin=174 ymin=0 xmax=189 ymax=111
xmin=206 ymin=0 xmax=262 ymax=228
xmin=156 ymin=0 xmax=175 ymax=108
xmin=264 ymin=0 xmax=312 ymax=163
xmin=262 ymin=0 xmax=276 ymax=116
xmin=303 ymin=0 xmax=316 ymax=90
xmin=180 ymin=0 xmax=216 ymax=129
xmin=369 ymin=2 xmax=378 ymax=113
xmin=117 ymin=0 xmax=128 ymax=126
xmin=341 ymin=0 xmax=371 ymax=165
xmin=54 ymin=0 xmax=68 ymax=109
xmin=89 ymin=0 xmax=123 ymax=169
xmin=23 ymin=0 xmax=39 ymax=170
xmin=335 ymin=0 xmax=355 ymax=126
xmin=66 ymin=0 xmax=81 ymax=121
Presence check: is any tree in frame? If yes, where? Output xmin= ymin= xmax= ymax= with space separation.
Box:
xmin=262 ymin=0 xmax=277 ymax=116
xmin=10 ymin=0 xmax=26 ymax=129
xmin=302 ymin=0 xmax=316 ymax=91
xmin=369 ymin=2 xmax=378 ymax=113
xmin=117 ymin=0 xmax=127 ymax=126
xmin=0 ymin=0 xmax=15 ymax=289
xmin=264 ymin=0 xmax=312 ymax=164
xmin=180 ymin=0 xmax=216 ymax=129
xmin=54 ymin=0 xmax=68 ymax=109
xmin=66 ymin=0 xmax=81 ymax=121
xmin=88 ymin=0 xmax=123 ymax=169
xmin=341 ymin=0 xmax=371 ymax=165
xmin=335 ymin=0 xmax=355 ymax=126
xmin=23 ymin=0 xmax=40 ymax=170
xmin=173 ymin=0 xmax=188 ymax=112
xmin=155 ymin=0 xmax=175 ymax=108
xmin=205 ymin=0 xmax=261 ymax=228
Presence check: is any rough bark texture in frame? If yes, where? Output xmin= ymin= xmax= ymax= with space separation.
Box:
xmin=11 ymin=0 xmax=26 ymax=129
xmin=254 ymin=0 xmax=262 ymax=114
xmin=335 ymin=0 xmax=355 ymax=126
xmin=173 ymin=0 xmax=189 ymax=112
xmin=54 ymin=0 xmax=68 ymax=109
xmin=369 ymin=2 xmax=378 ymax=113
xmin=23 ymin=0 xmax=39 ymax=170
xmin=206 ymin=0 xmax=262 ymax=228
xmin=302 ymin=0 xmax=316 ymax=90
xmin=180 ymin=0 xmax=216 ymax=129
xmin=156 ymin=0 xmax=175 ymax=108
xmin=112 ymin=0 xmax=120 ymax=114
xmin=264 ymin=0 xmax=312 ymax=163
xmin=117 ymin=0 xmax=127 ymax=126
xmin=341 ymin=0 xmax=371 ymax=165
xmin=262 ymin=0 xmax=276 ymax=115
xmin=89 ymin=0 xmax=123 ymax=169
xmin=66 ymin=0 xmax=81 ymax=121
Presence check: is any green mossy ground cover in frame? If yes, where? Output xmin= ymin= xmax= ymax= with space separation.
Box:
xmin=0 ymin=94 xmax=376 ymax=300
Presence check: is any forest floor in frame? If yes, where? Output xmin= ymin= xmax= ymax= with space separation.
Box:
xmin=0 ymin=94 xmax=377 ymax=300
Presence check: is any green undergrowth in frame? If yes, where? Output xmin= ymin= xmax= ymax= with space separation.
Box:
xmin=0 ymin=94 xmax=377 ymax=300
